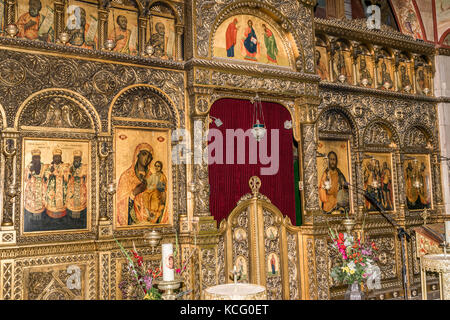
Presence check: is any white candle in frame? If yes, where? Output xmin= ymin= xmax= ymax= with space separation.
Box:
xmin=162 ymin=243 xmax=175 ymax=281
xmin=445 ymin=221 xmax=450 ymax=244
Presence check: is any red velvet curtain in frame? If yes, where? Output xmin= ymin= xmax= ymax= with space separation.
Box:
xmin=208 ymin=98 xmax=295 ymax=224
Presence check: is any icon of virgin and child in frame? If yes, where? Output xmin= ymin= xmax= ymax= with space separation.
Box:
xmin=116 ymin=143 xmax=168 ymax=226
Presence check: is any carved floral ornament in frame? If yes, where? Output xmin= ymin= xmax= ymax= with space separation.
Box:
xmin=404 ymin=126 xmax=432 ymax=149
xmin=317 ymin=109 xmax=352 ymax=134
xmin=17 ymin=91 xmax=99 ymax=132
xmin=111 ymin=86 xmax=177 ymax=125
xmin=363 ymin=122 xmax=396 ymax=146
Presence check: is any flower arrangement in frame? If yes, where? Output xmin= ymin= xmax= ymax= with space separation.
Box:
xmin=328 ymin=229 xmax=382 ymax=290
xmin=116 ymin=239 xmax=163 ymax=300
xmin=115 ymin=232 xmax=195 ymax=300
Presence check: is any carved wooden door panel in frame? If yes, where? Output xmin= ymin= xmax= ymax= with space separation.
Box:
xmin=218 ymin=176 xmax=302 ymax=300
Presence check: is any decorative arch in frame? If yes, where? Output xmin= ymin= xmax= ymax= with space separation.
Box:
xmin=439 ymin=29 xmax=450 ymax=46
xmin=317 ymin=106 xmax=356 ymax=134
xmin=205 ymin=0 xmax=308 ymax=71
xmin=315 ymin=33 xmax=329 ymax=47
xmin=210 ymin=6 xmax=297 ymax=69
xmin=108 ymin=84 xmax=180 ymax=133
xmin=149 ymin=0 xmax=182 ymax=24
xmin=402 ymin=123 xmax=435 ymax=150
xmin=317 ymin=105 xmax=360 ymax=144
xmin=15 ymin=89 xmax=101 ymax=133
xmin=363 ymin=120 xmax=400 ymax=147
xmin=208 ymin=95 xmax=295 ymax=128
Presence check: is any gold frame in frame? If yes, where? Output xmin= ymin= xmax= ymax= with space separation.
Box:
xmin=19 ymin=137 xmax=92 ymax=236
xmin=317 ymin=138 xmax=354 ymax=215
xmin=361 ymin=152 xmax=396 ymax=214
xmin=112 ymin=125 xmax=174 ymax=230
xmin=403 ymin=153 xmax=434 ymax=212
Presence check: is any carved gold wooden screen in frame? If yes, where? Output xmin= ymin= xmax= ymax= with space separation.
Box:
xmin=217 ymin=176 xmax=302 ymax=299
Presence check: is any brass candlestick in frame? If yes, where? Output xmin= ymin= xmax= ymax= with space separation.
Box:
xmin=154 ymin=276 xmax=183 ymax=300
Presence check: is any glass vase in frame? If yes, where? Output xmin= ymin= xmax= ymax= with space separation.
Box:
xmin=344 ymin=283 xmax=365 ymax=300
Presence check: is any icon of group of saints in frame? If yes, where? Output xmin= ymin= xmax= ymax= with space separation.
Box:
xmin=363 ymin=159 xmax=394 ymax=211
xmin=24 ymin=148 xmax=88 ymax=231
xmin=225 ymin=18 xmax=279 ymax=64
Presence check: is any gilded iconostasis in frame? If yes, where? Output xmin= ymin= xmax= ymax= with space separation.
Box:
xmin=0 ymin=0 xmax=446 ymax=302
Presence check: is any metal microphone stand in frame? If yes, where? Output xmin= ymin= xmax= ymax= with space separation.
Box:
xmin=345 ymin=182 xmax=411 ymax=300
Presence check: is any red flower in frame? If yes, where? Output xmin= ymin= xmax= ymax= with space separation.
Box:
xmin=338 ymin=233 xmax=345 ymax=243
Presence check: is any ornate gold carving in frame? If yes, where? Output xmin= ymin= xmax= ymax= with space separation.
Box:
xmin=318 ymin=109 xmax=352 ymax=133
xmin=112 ymin=86 xmax=175 ymax=123
xmin=20 ymin=96 xmax=92 ymax=129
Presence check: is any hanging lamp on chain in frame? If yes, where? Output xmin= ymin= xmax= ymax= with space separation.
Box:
xmin=250 ymin=93 xmax=266 ymax=142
